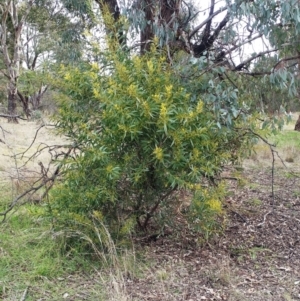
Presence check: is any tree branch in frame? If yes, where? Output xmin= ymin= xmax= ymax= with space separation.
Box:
xmin=193 ymin=12 xmax=229 ymax=57
xmin=189 ymin=5 xmax=228 ymax=39
xmin=233 ymin=49 xmax=278 ymax=71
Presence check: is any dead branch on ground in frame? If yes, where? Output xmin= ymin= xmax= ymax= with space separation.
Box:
xmin=0 ymin=114 xmax=28 ymax=120
xmin=0 ymin=123 xmax=76 ymax=222
xmin=0 ymin=145 xmax=74 ymax=223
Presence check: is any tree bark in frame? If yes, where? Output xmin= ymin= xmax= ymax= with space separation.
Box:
xmin=140 ymin=0 xmax=155 ymax=54
xmin=7 ymin=81 xmax=18 ymax=123
xmin=95 ymin=0 xmax=126 ymax=46
xmin=17 ymin=92 xmax=30 ymax=118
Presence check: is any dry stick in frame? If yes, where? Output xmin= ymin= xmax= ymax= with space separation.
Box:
xmin=257 ymin=210 xmax=273 ymax=228
xmin=248 ymin=129 xmax=276 ymax=209
xmin=0 ymin=146 xmax=73 ymax=222
xmin=0 ymin=124 xmax=10 ymax=144
xmin=0 ymin=113 xmax=27 ymax=120
xmin=0 ymin=124 xmax=10 ymax=138
xmin=20 ymin=286 xmax=29 ymax=301
xmin=39 ymin=147 xmax=73 ymax=201
xmin=19 ymin=143 xmax=71 ymax=169
xmin=270 ymin=146 xmax=275 ymax=208
xmin=0 ymin=177 xmax=51 ymax=222
xmin=19 ymin=124 xmax=46 ymax=158
xmin=0 ymin=120 xmax=74 ymax=221
xmin=143 ymin=187 xmax=176 ymax=229
xmin=2 ymin=122 xmax=57 ymax=170
xmin=13 ymin=123 xmax=55 ymax=159
xmin=247 ymin=128 xmax=299 ymax=227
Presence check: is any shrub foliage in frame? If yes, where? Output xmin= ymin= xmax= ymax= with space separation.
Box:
xmin=49 ymin=48 xmax=256 ymax=245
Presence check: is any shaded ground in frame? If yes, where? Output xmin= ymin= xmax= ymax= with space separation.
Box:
xmin=124 ymin=167 xmax=300 ymax=301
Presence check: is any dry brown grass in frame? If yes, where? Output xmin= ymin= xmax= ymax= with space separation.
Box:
xmin=0 ymin=118 xmax=66 ymax=196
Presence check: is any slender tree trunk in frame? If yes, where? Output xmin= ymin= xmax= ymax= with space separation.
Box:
xmin=30 ymin=86 xmax=48 ymax=110
xmin=18 ymin=92 xmax=30 ymax=118
xmin=1 ymin=0 xmax=34 ymax=122
xmin=140 ymin=0 xmax=155 ymax=54
xmin=7 ymin=81 xmax=18 ymax=123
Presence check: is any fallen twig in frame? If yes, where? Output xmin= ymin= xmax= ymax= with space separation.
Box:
xmin=0 ymin=146 xmax=74 ymax=223
xmin=257 ymin=210 xmax=273 ymax=228
xmin=0 ymin=113 xmax=27 ymax=120
xmin=20 ymin=286 xmax=29 ymax=301
xmin=230 ymin=209 xmax=247 ymax=223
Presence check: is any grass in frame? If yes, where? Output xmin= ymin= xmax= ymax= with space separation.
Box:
xmin=0 ymin=120 xmax=144 ymax=300
xmin=0 ymin=206 xmax=83 ymax=299
xmin=0 ymin=184 xmax=144 ymax=300
xmin=272 ymin=130 xmax=300 ymax=148
xmin=245 ymin=128 xmax=300 ymax=168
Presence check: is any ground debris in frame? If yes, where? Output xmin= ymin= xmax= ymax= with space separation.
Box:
xmin=125 ymin=168 xmax=300 ymax=301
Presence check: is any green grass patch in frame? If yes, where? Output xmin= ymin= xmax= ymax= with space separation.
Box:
xmin=271 ymin=131 xmax=300 ymax=149
xmin=0 ymin=196 xmax=144 ymax=300
xmin=247 ymin=130 xmax=300 ymax=165
xmin=0 ymin=204 xmax=104 ymax=300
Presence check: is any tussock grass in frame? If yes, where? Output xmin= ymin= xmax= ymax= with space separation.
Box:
xmin=0 ymin=180 xmax=143 ymax=300
xmin=0 ymin=209 xmax=63 ymax=299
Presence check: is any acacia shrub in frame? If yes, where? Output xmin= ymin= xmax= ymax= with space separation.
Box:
xmin=49 ymin=49 xmax=253 ymax=246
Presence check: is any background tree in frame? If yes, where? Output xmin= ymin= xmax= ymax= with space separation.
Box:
xmin=0 ymin=0 xmax=35 ymax=121
xmin=83 ymin=0 xmax=300 ymax=120
xmin=246 ymin=55 xmax=300 ymax=114
xmin=0 ymin=0 xmax=95 ymax=121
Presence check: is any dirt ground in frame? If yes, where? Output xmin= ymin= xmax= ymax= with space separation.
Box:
xmin=124 ymin=167 xmax=300 ymax=301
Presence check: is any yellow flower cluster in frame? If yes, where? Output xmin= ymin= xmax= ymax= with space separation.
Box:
xmin=153 ymin=146 xmax=163 ymax=161
xmin=64 ymin=72 xmax=71 ymax=81
xmin=159 ymin=103 xmax=168 ymax=122
xmin=106 ymin=164 xmax=114 ymax=174
xmin=93 ymin=210 xmax=103 ymax=221
xmin=192 ymin=148 xmax=200 ymax=160
xmin=196 ymin=101 xmax=204 ymax=114
xmin=147 ymin=60 xmax=154 ymax=74
xmin=115 ymin=62 xmax=128 ymax=81
xmin=187 ymin=183 xmax=201 ymax=191
xmin=93 ymin=87 xmax=100 ymax=99
xmin=165 ymin=85 xmax=173 ymax=99
xmin=153 ymin=94 xmax=161 ymax=103
xmin=128 ymin=84 xmax=137 ymax=97
xmin=142 ymin=101 xmax=150 ymax=116
xmin=206 ymin=198 xmax=223 ymax=213
xmin=133 ymin=56 xmax=142 ymax=71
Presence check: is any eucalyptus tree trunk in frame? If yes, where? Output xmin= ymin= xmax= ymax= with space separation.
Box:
xmin=0 ymin=0 xmax=34 ymax=122
xmin=7 ymin=81 xmax=18 ymax=123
